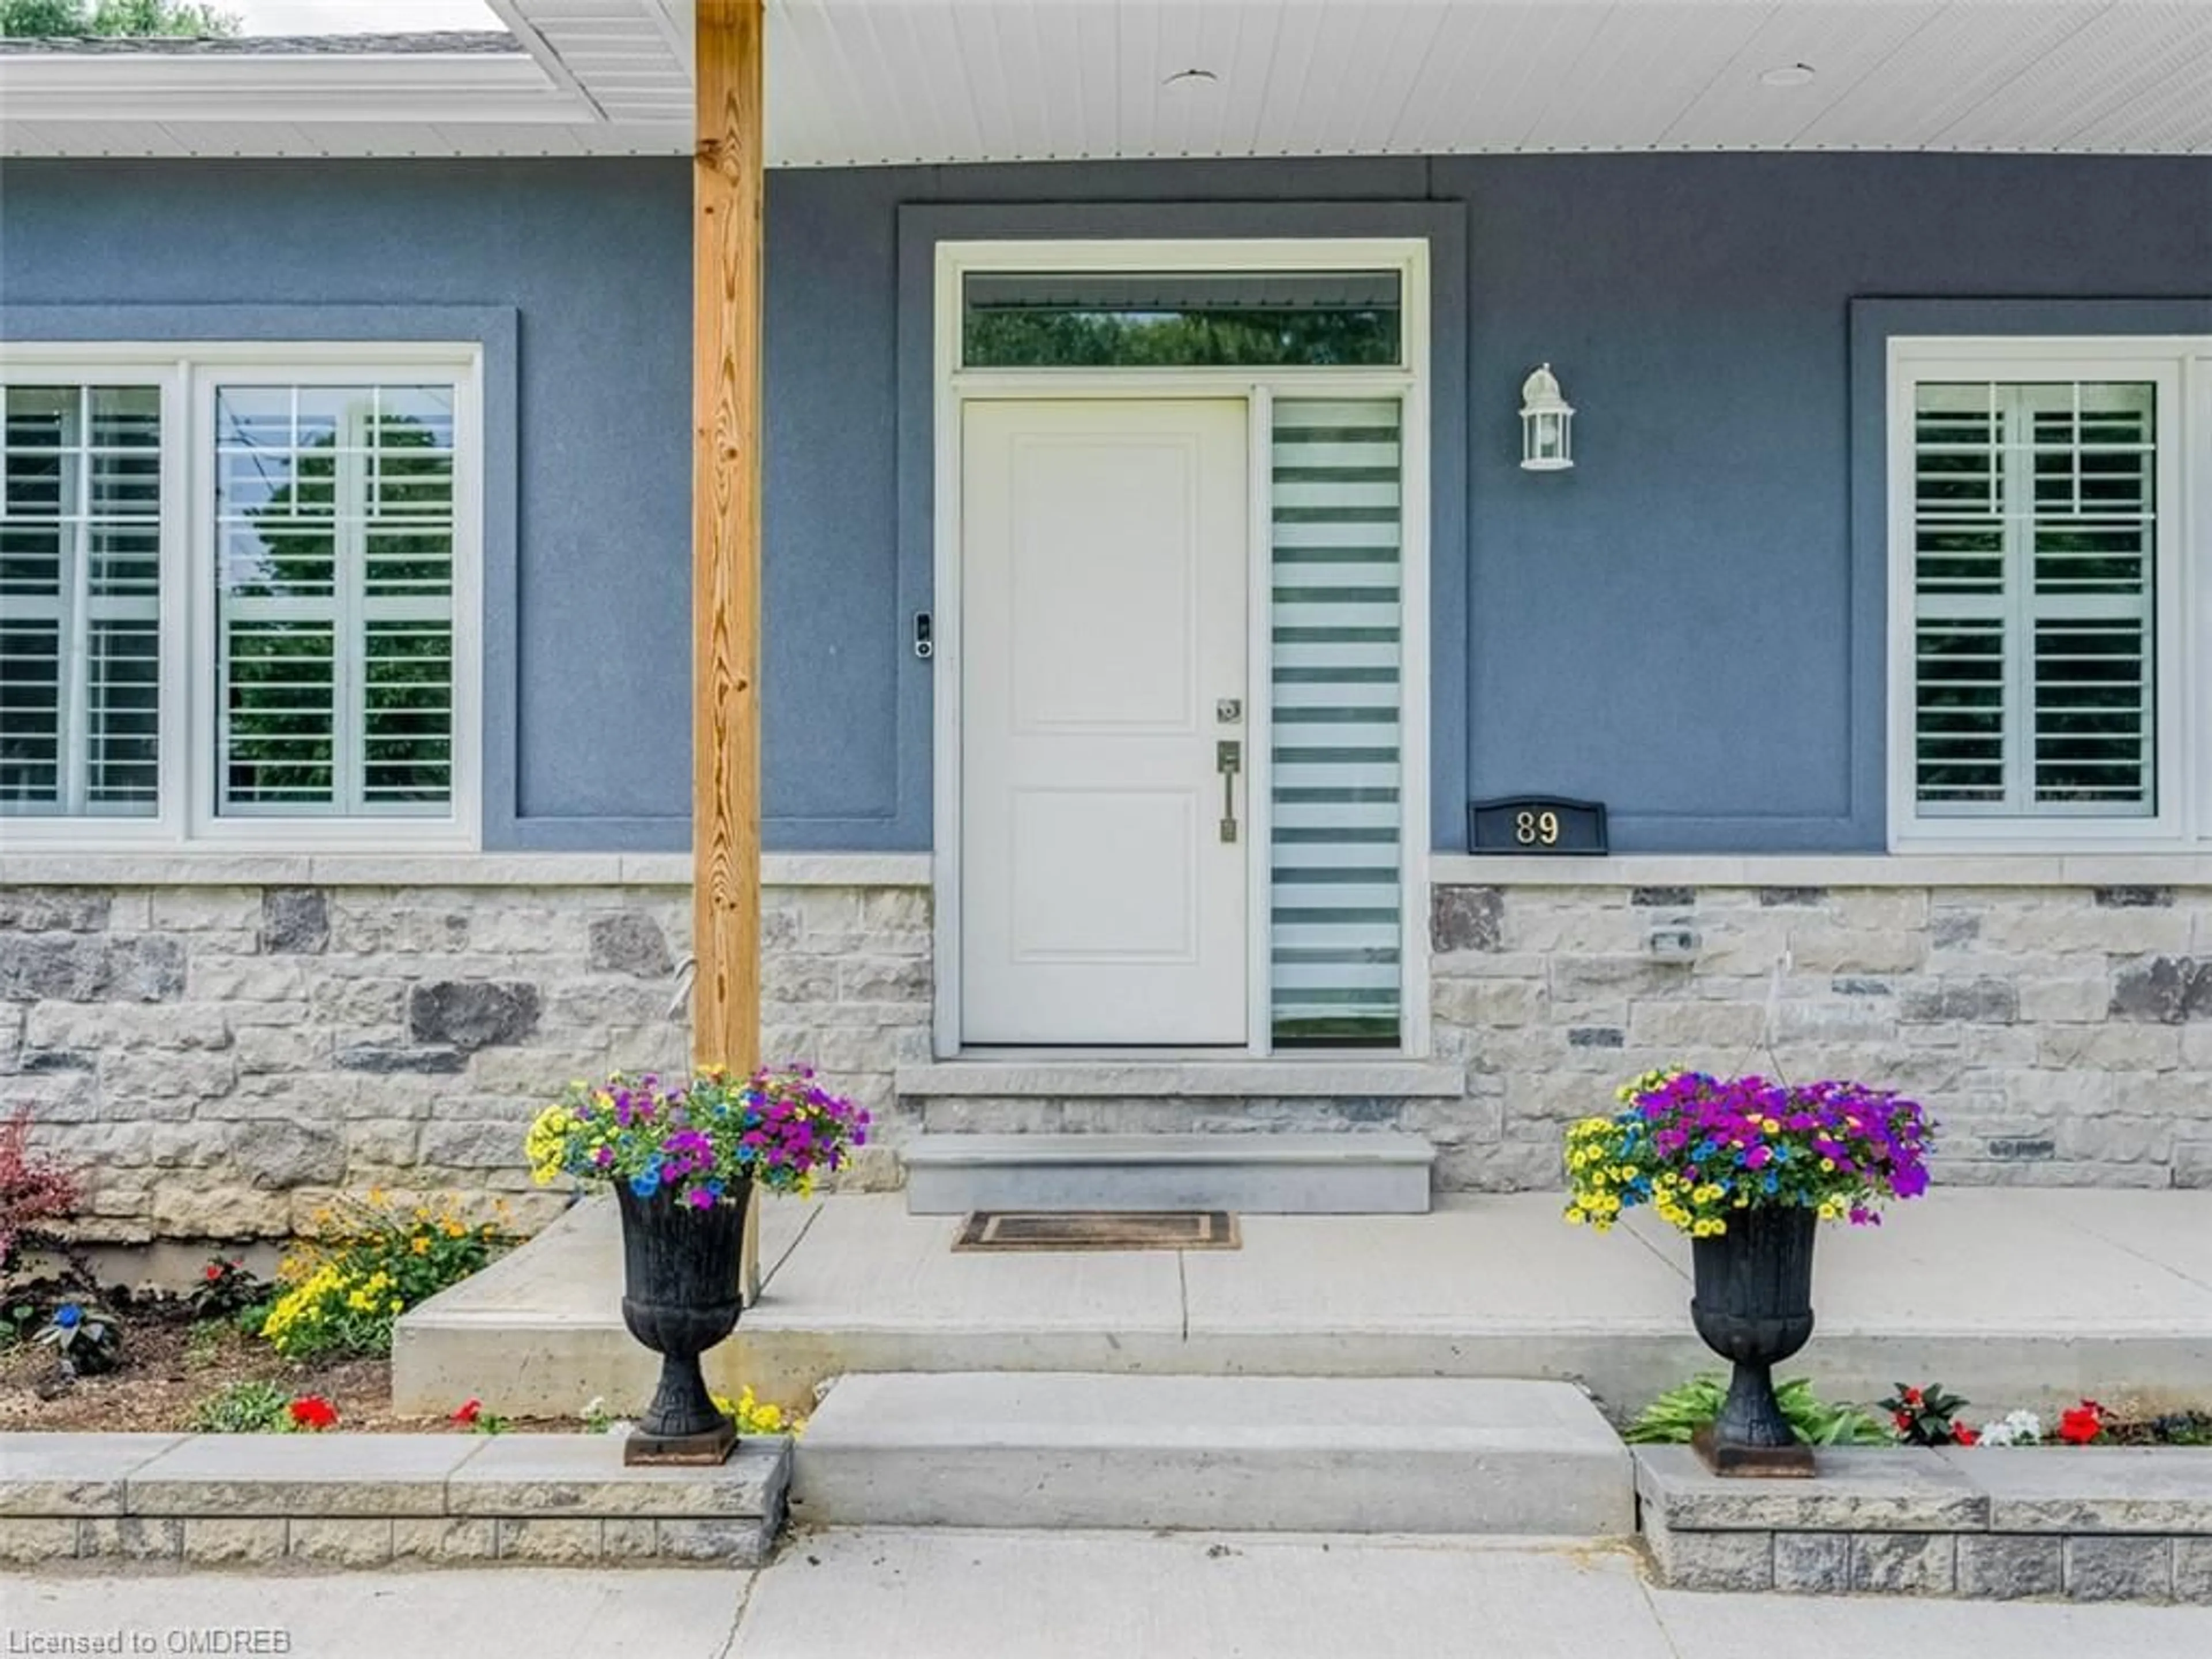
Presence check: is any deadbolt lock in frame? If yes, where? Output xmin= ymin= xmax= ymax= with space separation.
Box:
xmin=1215 ymin=698 xmax=1243 ymax=724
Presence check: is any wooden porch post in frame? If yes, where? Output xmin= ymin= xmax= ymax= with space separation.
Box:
xmin=694 ymin=0 xmax=766 ymax=1303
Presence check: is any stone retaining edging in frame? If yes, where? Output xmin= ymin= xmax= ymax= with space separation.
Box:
xmin=0 ymin=1431 xmax=789 ymax=1569
xmin=1637 ymin=1444 xmax=2212 ymax=1601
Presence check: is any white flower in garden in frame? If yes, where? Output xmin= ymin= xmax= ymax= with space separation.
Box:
xmin=1978 ymin=1409 xmax=2043 ymax=1448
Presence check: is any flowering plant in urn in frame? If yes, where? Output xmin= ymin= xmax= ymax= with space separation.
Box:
xmin=1564 ymin=1070 xmax=1932 ymax=1234
xmin=527 ymin=1066 xmax=868 ymax=1464
xmin=1565 ymin=1070 xmax=1934 ymax=1476
xmin=528 ymin=1065 xmax=870 ymax=1203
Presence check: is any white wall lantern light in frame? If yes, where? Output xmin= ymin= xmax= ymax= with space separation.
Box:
xmin=1520 ymin=363 xmax=1575 ymax=472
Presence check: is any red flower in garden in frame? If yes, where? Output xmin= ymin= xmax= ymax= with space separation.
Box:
xmin=2058 ymin=1402 xmax=2105 ymax=1445
xmin=203 ymin=1264 xmax=222 ymax=1281
xmin=1952 ymin=1422 xmax=1979 ymax=1446
xmin=1892 ymin=1410 xmax=1914 ymax=1433
xmin=452 ymin=1398 xmax=483 ymax=1426
xmin=289 ymin=1396 xmax=338 ymax=1431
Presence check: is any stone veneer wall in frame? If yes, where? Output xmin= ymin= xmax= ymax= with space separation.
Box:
xmin=5 ymin=874 xmax=2209 ymax=1241
xmin=0 ymin=882 xmax=927 ymax=1242
xmin=1429 ymin=881 xmax=2212 ymax=1193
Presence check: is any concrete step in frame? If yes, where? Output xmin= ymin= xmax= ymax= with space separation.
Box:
xmin=788 ymin=1372 xmax=1632 ymax=1534
xmin=899 ymin=1132 xmax=1434 ymax=1215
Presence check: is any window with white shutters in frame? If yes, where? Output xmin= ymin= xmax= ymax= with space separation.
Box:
xmin=0 ymin=348 xmax=476 ymax=848
xmin=1891 ymin=339 xmax=2212 ymax=850
xmin=0 ymin=384 xmax=162 ymax=816
xmin=215 ymin=384 xmax=456 ymax=817
xmin=1912 ymin=379 xmax=2158 ymax=819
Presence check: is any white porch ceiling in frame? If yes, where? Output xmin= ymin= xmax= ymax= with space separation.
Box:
xmin=2 ymin=1 xmax=2209 ymax=160
xmin=747 ymin=0 xmax=2212 ymax=164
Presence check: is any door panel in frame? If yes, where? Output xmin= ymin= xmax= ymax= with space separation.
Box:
xmin=961 ymin=399 xmax=1248 ymax=1044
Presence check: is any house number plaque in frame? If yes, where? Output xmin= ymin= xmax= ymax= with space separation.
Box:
xmin=1467 ymin=796 xmax=1608 ymax=855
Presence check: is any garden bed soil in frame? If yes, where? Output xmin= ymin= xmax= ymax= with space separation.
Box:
xmin=0 ymin=1315 xmax=572 ymax=1435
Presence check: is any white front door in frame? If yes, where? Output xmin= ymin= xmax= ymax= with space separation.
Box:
xmin=960 ymin=398 xmax=1249 ymax=1045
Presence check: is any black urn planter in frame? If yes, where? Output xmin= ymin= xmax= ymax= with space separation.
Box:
xmin=1687 ymin=1204 xmax=1819 ymax=1476
xmin=615 ymin=1180 xmax=749 ymax=1466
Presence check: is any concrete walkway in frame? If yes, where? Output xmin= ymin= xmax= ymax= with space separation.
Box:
xmin=11 ymin=1532 xmax=2212 ymax=1658
xmin=396 ymin=1188 xmax=2212 ymax=1417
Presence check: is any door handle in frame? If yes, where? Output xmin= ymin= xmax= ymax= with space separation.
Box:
xmin=1217 ymin=740 xmax=1241 ymax=844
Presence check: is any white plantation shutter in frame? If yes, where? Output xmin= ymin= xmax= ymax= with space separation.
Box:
xmin=0 ymin=384 xmax=162 ymax=816
xmin=1912 ymin=380 xmax=2156 ymax=818
xmin=216 ymin=384 xmax=456 ymax=816
xmin=1269 ymin=399 xmax=1404 ymax=1047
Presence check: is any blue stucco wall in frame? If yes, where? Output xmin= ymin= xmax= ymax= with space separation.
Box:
xmin=3 ymin=154 xmax=2207 ymax=852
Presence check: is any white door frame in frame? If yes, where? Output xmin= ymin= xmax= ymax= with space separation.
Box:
xmin=931 ymin=237 xmax=1432 ymax=1060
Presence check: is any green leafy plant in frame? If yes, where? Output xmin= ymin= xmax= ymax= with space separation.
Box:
xmin=1881 ymin=1381 xmax=1975 ymax=1446
xmin=260 ymin=1192 xmax=516 ymax=1361
xmin=188 ymin=1255 xmax=268 ymax=1323
xmin=182 ymin=1319 xmax=230 ymax=1371
xmin=1625 ymin=1373 xmax=1889 ymax=1447
xmin=33 ymin=1298 xmax=122 ymax=1377
xmin=450 ymin=1398 xmax=510 ymax=1435
xmin=2135 ymin=1412 xmax=2212 ymax=1447
xmin=0 ymin=1297 xmax=39 ymax=1350
xmin=186 ymin=1378 xmax=294 ymax=1434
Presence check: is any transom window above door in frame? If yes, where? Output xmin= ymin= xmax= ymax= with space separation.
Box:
xmin=961 ymin=269 xmax=1404 ymax=369
xmin=0 ymin=346 xmax=481 ymax=851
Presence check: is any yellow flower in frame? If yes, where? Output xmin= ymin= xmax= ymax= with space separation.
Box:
xmin=412 ymin=1236 xmax=430 ymax=1255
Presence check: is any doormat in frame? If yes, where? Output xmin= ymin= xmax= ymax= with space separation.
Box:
xmin=953 ymin=1211 xmax=1240 ymax=1252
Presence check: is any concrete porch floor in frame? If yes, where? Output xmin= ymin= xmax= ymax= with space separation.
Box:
xmin=393 ymin=1190 xmax=2212 ymax=1421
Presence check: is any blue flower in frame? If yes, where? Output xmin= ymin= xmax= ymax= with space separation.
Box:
xmin=628 ymin=1172 xmax=659 ymax=1198
xmin=54 ymin=1304 xmax=81 ymax=1330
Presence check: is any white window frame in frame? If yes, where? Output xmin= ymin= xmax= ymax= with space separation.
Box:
xmin=0 ymin=342 xmax=483 ymax=853
xmin=0 ymin=368 xmax=181 ymax=827
xmin=1887 ymin=335 xmax=2208 ymax=853
xmin=931 ymin=237 xmax=1433 ymax=1060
